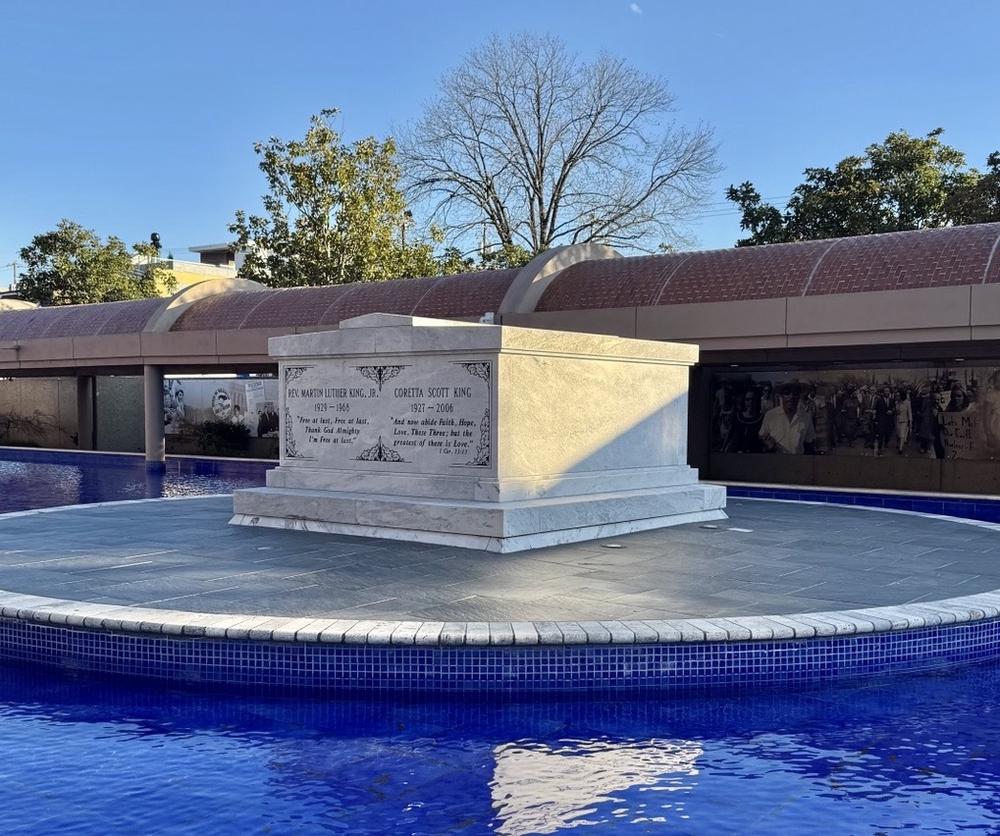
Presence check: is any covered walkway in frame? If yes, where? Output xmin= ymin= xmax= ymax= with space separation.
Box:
xmin=3 ymin=224 xmax=1000 ymax=470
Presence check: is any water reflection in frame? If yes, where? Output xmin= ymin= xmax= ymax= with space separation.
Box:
xmin=0 ymin=452 xmax=271 ymax=513
xmin=143 ymin=463 xmax=165 ymax=498
xmin=1 ymin=454 xmax=997 ymax=831
xmin=491 ymin=738 xmax=702 ymax=834
xmin=0 ymin=460 xmax=82 ymax=508
xmin=0 ymin=663 xmax=997 ymax=833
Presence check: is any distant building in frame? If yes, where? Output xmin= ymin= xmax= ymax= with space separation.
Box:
xmin=133 ymin=242 xmax=241 ymax=296
xmin=188 ymin=243 xmax=246 ymax=271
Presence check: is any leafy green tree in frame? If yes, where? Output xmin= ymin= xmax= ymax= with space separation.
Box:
xmin=395 ymin=241 xmax=479 ymax=278
xmin=437 ymin=246 xmax=477 ymax=274
xmin=231 ymin=109 xmax=438 ymax=286
xmin=16 ymin=220 xmax=171 ymax=306
xmin=946 ymin=152 xmax=1000 ymax=225
xmin=727 ymin=129 xmax=1000 ymax=246
xmin=479 ymin=244 xmax=533 ymax=270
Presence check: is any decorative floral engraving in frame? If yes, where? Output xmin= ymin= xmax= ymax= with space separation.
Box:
xmin=284 ymin=406 xmax=304 ymax=458
xmin=355 ymin=365 xmax=405 ymax=392
xmin=283 ymin=365 xmax=316 ymax=460
xmin=460 ymin=362 xmax=491 ymax=384
xmin=284 ymin=365 xmax=310 ymax=386
xmin=467 ymin=407 xmax=491 ymax=466
xmin=457 ymin=361 xmax=492 ymax=466
xmin=355 ymin=436 xmax=406 ymax=463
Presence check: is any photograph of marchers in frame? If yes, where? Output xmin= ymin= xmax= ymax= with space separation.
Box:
xmin=712 ymin=366 xmax=1000 ymax=460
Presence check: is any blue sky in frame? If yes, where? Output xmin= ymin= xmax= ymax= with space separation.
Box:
xmin=1 ymin=0 xmax=998 ymax=284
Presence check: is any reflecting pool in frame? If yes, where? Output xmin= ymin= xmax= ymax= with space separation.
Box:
xmin=0 ymin=662 xmax=998 ymax=834
xmin=1 ymin=447 xmax=997 ymax=833
xmin=0 ymin=449 xmax=270 ymax=513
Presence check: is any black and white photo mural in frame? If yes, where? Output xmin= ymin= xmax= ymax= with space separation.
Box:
xmin=163 ymin=377 xmax=280 ymax=438
xmin=710 ymin=366 xmax=1000 ymax=461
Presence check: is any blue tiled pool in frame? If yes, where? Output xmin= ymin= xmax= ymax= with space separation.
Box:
xmin=2 ymin=658 xmax=999 ymax=833
xmin=0 ymin=447 xmax=271 ymax=513
xmin=3 ymin=448 xmax=1000 ymax=831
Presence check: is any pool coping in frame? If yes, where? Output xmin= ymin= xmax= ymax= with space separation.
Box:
xmin=2 ymin=495 xmax=1000 ymax=648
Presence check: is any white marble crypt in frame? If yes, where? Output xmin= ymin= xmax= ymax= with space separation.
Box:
xmin=230 ymin=313 xmax=726 ymax=552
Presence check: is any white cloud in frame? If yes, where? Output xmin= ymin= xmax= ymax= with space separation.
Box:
xmin=629 ymin=2 xmax=643 ymax=14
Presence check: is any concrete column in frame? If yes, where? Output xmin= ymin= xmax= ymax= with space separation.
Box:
xmin=143 ymin=365 xmax=165 ymax=463
xmin=76 ymin=375 xmax=96 ymax=450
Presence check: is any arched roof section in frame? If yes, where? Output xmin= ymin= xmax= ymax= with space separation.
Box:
xmin=535 ymin=255 xmax=686 ymax=311
xmin=806 ymin=223 xmax=1000 ymax=295
xmin=0 ymin=308 xmax=48 ymax=341
xmin=0 ymin=298 xmax=163 ymax=341
xmin=412 ymin=269 xmax=517 ymax=318
xmin=169 ymin=270 xmax=518 ymax=331
xmin=4 ymin=224 xmax=1000 ymax=347
xmin=321 ymin=276 xmax=440 ymax=324
xmin=169 ymin=290 xmax=281 ymax=331
xmin=0 ymin=271 xmax=518 ymax=344
xmin=660 ymin=239 xmax=834 ymax=304
xmin=243 ymin=286 xmax=356 ymax=329
xmin=537 ymin=223 xmax=1000 ymax=310
xmin=538 ymin=240 xmax=835 ymax=310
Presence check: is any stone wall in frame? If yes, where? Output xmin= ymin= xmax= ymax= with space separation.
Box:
xmin=0 ymin=376 xmax=144 ymax=452
xmin=0 ymin=378 xmax=76 ymax=448
xmin=96 ymin=377 xmax=144 ymax=453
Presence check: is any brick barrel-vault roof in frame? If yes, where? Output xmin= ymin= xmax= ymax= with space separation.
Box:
xmin=0 ymin=270 xmax=517 ymax=342
xmin=536 ymin=222 xmax=1000 ymax=311
xmin=3 ymin=224 xmax=1000 ymax=342
xmin=169 ymin=269 xmax=518 ymax=332
xmin=0 ymin=298 xmax=163 ymax=342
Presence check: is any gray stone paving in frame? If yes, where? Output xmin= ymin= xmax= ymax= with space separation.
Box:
xmin=0 ymin=497 xmax=999 ymax=621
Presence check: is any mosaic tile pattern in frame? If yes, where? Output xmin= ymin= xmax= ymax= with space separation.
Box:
xmin=411 ymin=269 xmax=517 ymax=319
xmin=658 ymin=241 xmax=833 ymax=306
xmin=1 ymin=615 xmax=998 ymax=693
xmin=170 ymin=290 xmax=279 ymax=331
xmin=535 ymin=255 xmax=682 ymax=311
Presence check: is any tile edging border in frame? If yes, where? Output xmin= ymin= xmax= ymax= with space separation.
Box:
xmin=0 ymin=588 xmax=996 ymax=648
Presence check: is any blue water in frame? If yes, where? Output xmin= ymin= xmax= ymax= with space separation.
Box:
xmin=0 ymin=448 xmax=271 ymax=513
xmin=2 ymin=448 xmax=999 ymax=833
xmin=0 ymin=661 xmax=998 ymax=834
xmin=728 ymin=484 xmax=1000 ymax=524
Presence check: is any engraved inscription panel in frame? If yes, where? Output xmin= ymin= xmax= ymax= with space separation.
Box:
xmin=283 ymin=357 xmax=491 ymax=471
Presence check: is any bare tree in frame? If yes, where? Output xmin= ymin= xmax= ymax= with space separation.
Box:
xmin=0 ymin=410 xmax=55 ymax=445
xmin=399 ymin=33 xmax=718 ymax=254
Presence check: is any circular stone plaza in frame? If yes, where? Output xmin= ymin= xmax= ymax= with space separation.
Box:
xmin=2 ymin=222 xmax=1000 ymax=692
xmin=0 ymin=494 xmax=998 ymax=691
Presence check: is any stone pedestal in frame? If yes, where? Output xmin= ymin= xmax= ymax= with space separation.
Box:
xmin=231 ymin=313 xmax=725 ymax=552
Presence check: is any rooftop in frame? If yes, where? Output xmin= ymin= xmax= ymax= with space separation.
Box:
xmin=538 ymin=223 xmax=1000 ymax=310
xmin=3 ymin=223 xmax=1000 ymax=375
